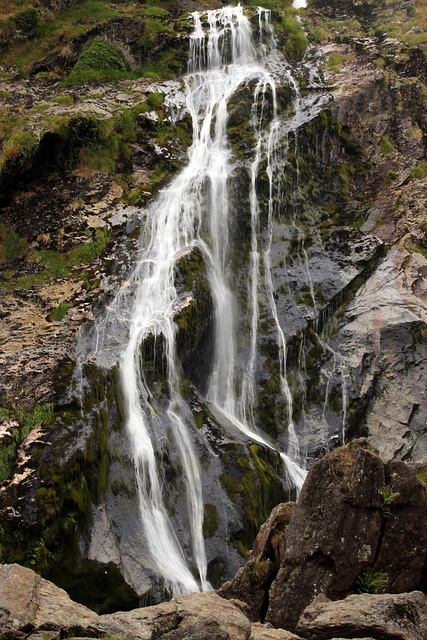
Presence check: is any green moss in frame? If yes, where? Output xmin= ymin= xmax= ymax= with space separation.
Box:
xmin=203 ymin=503 xmax=218 ymax=538
xmin=221 ymin=443 xmax=286 ymax=554
xmin=380 ymin=135 xmax=394 ymax=155
xmin=0 ymin=224 xmax=28 ymax=263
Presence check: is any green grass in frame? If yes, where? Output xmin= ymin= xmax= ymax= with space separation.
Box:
xmin=48 ymin=301 xmax=73 ymax=321
xmin=280 ymin=12 xmax=308 ymax=60
xmin=51 ymin=95 xmax=74 ymax=106
xmin=411 ymin=160 xmax=427 ymax=179
xmin=140 ymin=6 xmax=170 ymax=16
xmin=380 ymin=135 xmax=395 ymax=155
xmin=0 ymin=227 xmax=111 ymax=289
xmin=0 ymin=223 xmax=28 ymax=263
xmin=64 ymin=39 xmax=130 ymax=85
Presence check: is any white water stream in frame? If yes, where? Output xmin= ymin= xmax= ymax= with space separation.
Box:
xmin=83 ymin=5 xmax=336 ymax=596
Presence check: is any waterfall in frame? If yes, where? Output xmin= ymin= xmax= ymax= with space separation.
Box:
xmin=81 ymin=4 xmax=336 ymax=597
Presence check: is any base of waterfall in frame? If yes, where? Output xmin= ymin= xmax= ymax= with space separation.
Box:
xmin=2 ymin=439 xmax=427 ymax=640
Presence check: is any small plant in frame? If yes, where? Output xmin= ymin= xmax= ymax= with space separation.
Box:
xmin=387 ymin=169 xmax=397 ymax=184
xmin=416 ymin=469 xmax=427 ymax=483
xmin=357 ymin=569 xmax=388 ymax=594
xmin=380 ymin=135 xmax=394 ymax=155
xmin=48 ymin=302 xmax=73 ymax=322
xmin=380 ymin=484 xmax=400 ymax=517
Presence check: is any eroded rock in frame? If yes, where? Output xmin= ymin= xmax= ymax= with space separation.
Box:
xmin=295 ymin=591 xmax=427 ymax=640
xmin=0 ymin=563 xmax=97 ymax=632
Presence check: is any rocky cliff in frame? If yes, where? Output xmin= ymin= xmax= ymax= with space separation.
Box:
xmin=0 ymin=0 xmax=426 ymax=615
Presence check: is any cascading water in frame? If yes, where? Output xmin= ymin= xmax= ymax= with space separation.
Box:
xmin=80 ymin=4 xmax=339 ymax=597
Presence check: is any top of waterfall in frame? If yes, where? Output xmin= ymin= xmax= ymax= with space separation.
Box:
xmin=292 ymin=0 xmax=307 ymax=8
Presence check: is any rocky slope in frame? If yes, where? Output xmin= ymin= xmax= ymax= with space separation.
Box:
xmin=0 ymin=0 xmax=426 ymax=614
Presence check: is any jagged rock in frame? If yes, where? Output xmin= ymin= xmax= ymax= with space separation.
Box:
xmin=220 ymin=439 xmax=427 ymax=632
xmin=265 ymin=439 xmax=386 ymax=630
xmin=374 ymin=459 xmax=427 ymax=592
xmin=295 ymin=591 xmax=427 ymax=640
xmin=219 ymin=502 xmax=295 ymax=621
xmin=336 ymin=247 xmax=427 ymax=461
xmin=0 ymin=563 xmax=97 ymax=632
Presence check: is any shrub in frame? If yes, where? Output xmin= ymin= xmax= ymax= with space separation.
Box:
xmin=12 ymin=8 xmax=38 ymax=37
xmin=66 ymin=39 xmax=130 ymax=84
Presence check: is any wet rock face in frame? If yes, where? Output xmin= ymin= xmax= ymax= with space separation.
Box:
xmin=220 ymin=439 xmax=427 ymax=633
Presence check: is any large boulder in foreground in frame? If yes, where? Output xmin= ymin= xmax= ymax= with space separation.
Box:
xmin=296 ymin=591 xmax=427 ymax=640
xmin=90 ymin=591 xmax=251 ymax=640
xmin=220 ymin=439 xmax=427 ymax=632
xmin=0 ymin=563 xmax=97 ymax=632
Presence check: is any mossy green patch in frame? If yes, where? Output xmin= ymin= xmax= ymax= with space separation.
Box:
xmin=203 ymin=503 xmax=218 ymax=538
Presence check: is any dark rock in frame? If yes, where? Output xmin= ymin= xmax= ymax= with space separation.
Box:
xmin=219 ymin=502 xmax=294 ymax=621
xmin=220 ymin=439 xmax=427 ymax=632
xmin=374 ymin=459 xmax=427 ymax=592
xmin=295 ymin=591 xmax=427 ymax=640
xmin=265 ymin=439 xmax=386 ymax=631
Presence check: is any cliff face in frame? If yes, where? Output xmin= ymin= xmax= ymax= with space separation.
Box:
xmin=0 ymin=0 xmax=426 ymax=613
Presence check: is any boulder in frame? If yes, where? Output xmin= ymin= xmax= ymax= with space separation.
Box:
xmin=90 ymin=592 xmax=251 ymax=640
xmin=220 ymin=439 xmax=427 ymax=632
xmin=375 ymin=459 xmax=427 ymax=592
xmin=219 ymin=502 xmax=295 ymax=620
xmin=249 ymin=622 xmax=303 ymax=639
xmin=0 ymin=563 xmax=97 ymax=633
xmin=265 ymin=439 xmax=386 ymax=630
xmin=296 ymin=591 xmax=427 ymax=640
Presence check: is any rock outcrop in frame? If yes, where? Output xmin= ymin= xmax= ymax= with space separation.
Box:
xmin=1 ymin=562 xmax=427 ymax=640
xmin=221 ymin=439 xmax=427 ymax=632
xmin=296 ymin=591 xmax=427 ymax=640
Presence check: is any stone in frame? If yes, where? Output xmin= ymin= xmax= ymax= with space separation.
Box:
xmin=219 ymin=503 xmax=295 ymax=620
xmin=295 ymin=591 xmax=427 ymax=640
xmin=374 ymin=459 xmax=427 ymax=592
xmin=335 ymin=247 xmax=427 ymax=461
xmin=90 ymin=592 xmax=251 ymax=640
xmin=265 ymin=439 xmax=386 ymax=631
xmin=0 ymin=564 xmax=97 ymax=633
xmin=249 ymin=622 xmax=303 ymax=639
